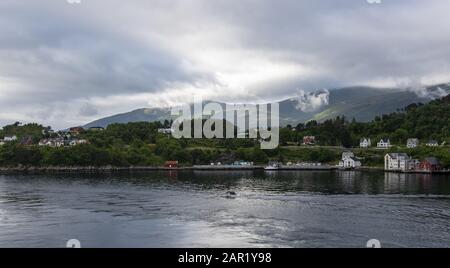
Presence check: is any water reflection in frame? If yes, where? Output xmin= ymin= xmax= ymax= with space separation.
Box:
xmin=0 ymin=171 xmax=449 ymax=248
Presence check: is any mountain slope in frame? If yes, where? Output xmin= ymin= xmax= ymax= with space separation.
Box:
xmin=84 ymin=84 xmax=450 ymax=128
xmin=278 ymin=87 xmax=436 ymax=124
xmin=85 ymin=108 xmax=172 ymax=129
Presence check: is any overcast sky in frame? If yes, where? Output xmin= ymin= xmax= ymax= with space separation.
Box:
xmin=1 ymin=0 xmax=450 ymax=129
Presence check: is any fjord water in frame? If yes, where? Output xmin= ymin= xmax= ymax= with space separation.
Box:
xmin=0 ymin=170 xmax=449 ymax=248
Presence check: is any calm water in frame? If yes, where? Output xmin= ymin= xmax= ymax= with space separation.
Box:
xmin=0 ymin=170 xmax=449 ymax=248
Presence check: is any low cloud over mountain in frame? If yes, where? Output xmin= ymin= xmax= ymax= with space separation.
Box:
xmin=295 ymin=89 xmax=330 ymax=113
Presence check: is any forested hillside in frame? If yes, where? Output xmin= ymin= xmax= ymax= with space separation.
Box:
xmin=1 ymin=95 xmax=449 ymax=168
xmin=281 ymin=94 xmax=450 ymax=147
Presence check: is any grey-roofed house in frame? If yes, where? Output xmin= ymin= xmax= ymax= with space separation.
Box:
xmin=385 ymin=153 xmax=411 ymax=171
xmin=406 ymin=138 xmax=419 ymax=148
xmin=377 ymin=138 xmax=391 ymax=149
xmin=425 ymin=140 xmax=439 ymax=147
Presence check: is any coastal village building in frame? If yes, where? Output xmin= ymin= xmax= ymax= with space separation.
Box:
xmin=158 ymin=128 xmax=173 ymax=135
xmin=0 ymin=135 xmax=18 ymax=145
xmin=69 ymin=127 xmax=85 ymax=135
xmin=303 ymin=136 xmax=316 ymax=145
xmin=359 ymin=138 xmax=371 ymax=148
xmin=164 ymin=161 xmax=179 ymax=168
xmin=377 ymin=139 xmax=391 ymax=149
xmin=38 ymin=138 xmax=88 ymax=147
xmin=385 ymin=153 xmax=442 ymax=172
xmin=69 ymin=139 xmax=89 ymax=146
xmin=3 ymin=135 xmax=17 ymax=142
xmin=233 ymin=161 xmax=254 ymax=166
xmin=425 ymin=140 xmax=439 ymax=147
xmin=384 ymin=153 xmax=416 ymax=171
xmin=406 ymin=138 xmax=419 ymax=148
xmin=419 ymin=157 xmax=442 ymax=171
xmin=39 ymin=138 xmax=64 ymax=147
xmin=339 ymin=151 xmax=362 ymax=168
xmin=410 ymin=159 xmax=421 ymax=170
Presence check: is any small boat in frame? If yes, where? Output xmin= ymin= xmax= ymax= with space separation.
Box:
xmin=264 ymin=163 xmax=281 ymax=170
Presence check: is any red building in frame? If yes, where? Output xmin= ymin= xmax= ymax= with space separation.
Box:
xmin=164 ymin=161 xmax=179 ymax=168
xmin=419 ymin=157 xmax=441 ymax=171
xmin=303 ymin=136 xmax=316 ymax=145
xmin=69 ymin=127 xmax=85 ymax=135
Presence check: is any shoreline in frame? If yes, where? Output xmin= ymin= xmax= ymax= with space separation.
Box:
xmin=0 ymin=165 xmax=448 ymax=174
xmin=0 ymin=165 xmax=336 ymax=173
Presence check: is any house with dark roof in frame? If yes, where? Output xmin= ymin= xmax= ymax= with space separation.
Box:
xmin=377 ymin=138 xmax=391 ymax=149
xmin=164 ymin=161 xmax=179 ymax=168
xmin=360 ymin=138 xmax=371 ymax=148
xmin=38 ymin=138 xmax=64 ymax=147
xmin=69 ymin=127 xmax=85 ymax=135
xmin=303 ymin=136 xmax=316 ymax=145
xmin=339 ymin=151 xmax=362 ymax=168
xmin=406 ymin=138 xmax=419 ymax=148
xmin=425 ymin=140 xmax=439 ymax=147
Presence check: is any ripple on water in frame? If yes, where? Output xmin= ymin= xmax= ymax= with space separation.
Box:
xmin=0 ymin=171 xmax=449 ymax=247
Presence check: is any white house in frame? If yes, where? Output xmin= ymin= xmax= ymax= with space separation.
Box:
xmin=38 ymin=139 xmax=50 ymax=146
xmin=69 ymin=139 xmax=89 ymax=146
xmin=406 ymin=138 xmax=419 ymax=148
xmin=3 ymin=135 xmax=17 ymax=142
xmin=342 ymin=151 xmax=355 ymax=159
xmin=39 ymin=138 xmax=64 ymax=147
xmin=425 ymin=140 xmax=439 ymax=147
xmin=385 ymin=153 xmax=412 ymax=171
xmin=339 ymin=151 xmax=362 ymax=168
xmin=360 ymin=138 xmax=371 ymax=148
xmin=158 ymin=128 xmax=173 ymax=135
xmin=377 ymin=139 xmax=391 ymax=149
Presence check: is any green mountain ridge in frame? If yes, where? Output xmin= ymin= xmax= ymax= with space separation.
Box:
xmin=84 ymin=84 xmax=450 ymax=128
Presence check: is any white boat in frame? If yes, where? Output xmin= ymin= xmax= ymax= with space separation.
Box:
xmin=264 ymin=163 xmax=281 ymax=170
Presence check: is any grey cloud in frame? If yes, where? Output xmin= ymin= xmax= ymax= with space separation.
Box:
xmin=78 ymin=102 xmax=99 ymax=117
xmin=0 ymin=0 xmax=450 ymax=129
